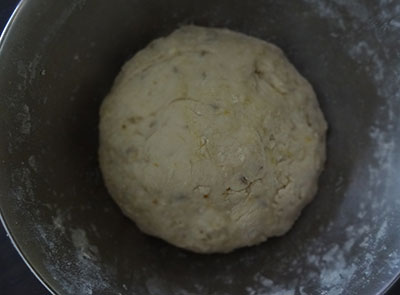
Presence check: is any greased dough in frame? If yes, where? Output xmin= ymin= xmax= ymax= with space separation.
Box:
xmin=99 ymin=26 xmax=327 ymax=253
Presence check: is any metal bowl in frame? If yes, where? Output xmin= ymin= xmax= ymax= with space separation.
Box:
xmin=1 ymin=0 xmax=399 ymax=294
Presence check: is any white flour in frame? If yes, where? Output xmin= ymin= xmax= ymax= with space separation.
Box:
xmin=16 ymin=104 xmax=31 ymax=135
xmin=40 ymin=211 xmax=114 ymax=295
xmin=246 ymin=274 xmax=295 ymax=295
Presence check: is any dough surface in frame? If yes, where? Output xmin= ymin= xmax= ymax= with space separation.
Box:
xmin=99 ymin=26 xmax=327 ymax=253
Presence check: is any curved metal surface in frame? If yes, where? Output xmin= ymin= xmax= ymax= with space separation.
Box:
xmin=0 ymin=0 xmax=399 ymax=294
xmin=0 ymin=1 xmax=56 ymax=294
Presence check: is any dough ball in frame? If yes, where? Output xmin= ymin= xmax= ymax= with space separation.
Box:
xmin=99 ymin=26 xmax=327 ymax=253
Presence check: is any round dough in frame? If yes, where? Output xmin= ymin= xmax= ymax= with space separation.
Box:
xmin=99 ymin=26 xmax=327 ymax=253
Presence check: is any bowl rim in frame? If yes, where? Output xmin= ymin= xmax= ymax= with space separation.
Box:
xmin=0 ymin=214 xmax=56 ymax=294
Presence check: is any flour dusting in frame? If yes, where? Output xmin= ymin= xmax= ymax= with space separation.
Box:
xmin=71 ymin=228 xmax=99 ymax=262
xmin=16 ymin=104 xmax=31 ymax=135
xmin=246 ymin=273 xmax=295 ymax=295
xmin=42 ymin=221 xmax=113 ymax=294
xmin=52 ymin=211 xmax=66 ymax=234
xmin=28 ymin=155 xmax=38 ymax=172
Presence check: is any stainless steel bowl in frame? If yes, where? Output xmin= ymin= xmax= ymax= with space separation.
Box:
xmin=1 ymin=0 xmax=399 ymax=294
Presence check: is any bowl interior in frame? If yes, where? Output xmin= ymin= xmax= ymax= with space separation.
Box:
xmin=1 ymin=0 xmax=400 ymax=294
